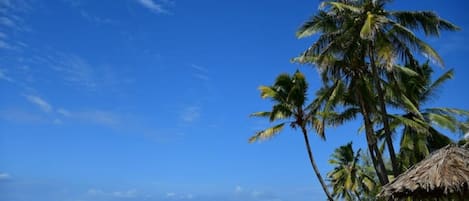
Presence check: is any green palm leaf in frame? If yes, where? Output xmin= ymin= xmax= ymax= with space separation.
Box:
xmin=249 ymin=123 xmax=285 ymax=143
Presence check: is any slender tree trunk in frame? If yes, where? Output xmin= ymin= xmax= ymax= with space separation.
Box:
xmin=357 ymin=89 xmax=389 ymax=185
xmin=300 ymin=126 xmax=335 ymax=201
xmin=369 ymin=44 xmax=400 ymax=177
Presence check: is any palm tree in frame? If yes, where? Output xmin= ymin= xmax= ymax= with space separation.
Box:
xmin=387 ymin=62 xmax=469 ymax=169
xmin=294 ymin=3 xmax=390 ymax=184
xmin=328 ymin=142 xmax=376 ymax=201
xmin=249 ymin=71 xmax=334 ymax=201
xmin=295 ymin=0 xmax=459 ymax=179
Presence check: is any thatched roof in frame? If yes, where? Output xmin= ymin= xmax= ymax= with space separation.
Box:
xmin=378 ymin=144 xmax=469 ymax=200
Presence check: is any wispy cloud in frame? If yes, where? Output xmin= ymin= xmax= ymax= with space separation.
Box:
xmin=190 ymin=64 xmax=208 ymax=73
xmin=80 ymin=10 xmax=117 ymax=25
xmin=0 ymin=39 xmax=14 ymax=49
xmin=50 ymin=53 xmax=97 ymax=89
xmin=136 ymin=0 xmax=168 ymax=14
xmin=0 ymin=68 xmax=14 ymax=82
xmin=24 ymin=94 xmax=52 ymax=113
xmin=56 ymin=108 xmax=121 ymax=127
xmin=0 ymin=0 xmax=31 ymax=50
xmin=235 ymin=185 xmax=243 ymax=193
xmin=166 ymin=192 xmax=194 ymax=200
xmin=87 ymin=188 xmax=138 ymax=198
xmin=57 ymin=108 xmax=72 ymax=117
xmin=63 ymin=0 xmax=117 ymax=25
xmin=76 ymin=110 xmax=121 ymax=127
xmin=180 ymin=106 xmax=200 ymax=123
xmin=233 ymin=185 xmax=284 ymax=201
xmin=190 ymin=64 xmax=209 ymax=81
xmin=0 ymin=172 xmax=11 ymax=181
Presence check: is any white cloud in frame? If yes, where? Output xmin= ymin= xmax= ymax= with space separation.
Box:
xmin=0 ymin=16 xmax=15 ymax=27
xmin=190 ymin=64 xmax=209 ymax=81
xmin=136 ymin=0 xmax=167 ymax=13
xmin=80 ymin=10 xmax=116 ymax=25
xmin=166 ymin=192 xmax=176 ymax=198
xmin=50 ymin=53 xmax=97 ymax=89
xmin=193 ymin=73 xmax=209 ymax=81
xmin=165 ymin=192 xmax=194 ymax=200
xmin=57 ymin=109 xmax=120 ymax=127
xmin=111 ymin=189 xmax=137 ymax=198
xmin=190 ymin=64 xmax=208 ymax=73
xmin=181 ymin=106 xmax=200 ymax=123
xmin=0 ymin=172 xmax=11 ymax=180
xmin=78 ymin=110 xmax=120 ymax=126
xmin=53 ymin=118 xmax=62 ymax=124
xmin=24 ymin=95 xmax=52 ymax=113
xmin=87 ymin=188 xmax=138 ymax=198
xmin=87 ymin=188 xmax=105 ymax=196
xmin=233 ymin=185 xmax=283 ymax=201
xmin=0 ymin=68 xmax=14 ymax=82
xmin=0 ymin=39 xmax=13 ymax=49
xmin=235 ymin=185 xmax=243 ymax=193
xmin=0 ymin=0 xmax=30 ymax=51
xmin=57 ymin=108 xmax=72 ymax=117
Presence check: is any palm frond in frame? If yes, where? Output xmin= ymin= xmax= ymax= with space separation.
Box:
xmin=249 ymin=123 xmax=286 ymax=143
xmin=390 ymin=22 xmax=444 ymax=66
xmin=249 ymin=111 xmax=271 ymax=118
xmin=391 ymin=11 xmax=460 ymax=36
xmin=297 ymin=11 xmax=337 ymax=38
xmin=427 ymin=68 xmax=454 ymax=94
xmin=426 ymin=112 xmax=458 ymax=133
xmin=328 ymin=2 xmax=362 ymax=13
xmin=258 ymin=86 xmax=276 ymax=99
xmin=398 ymin=93 xmax=424 ymax=119
xmin=394 ymin=65 xmax=418 ymax=76
xmin=270 ymin=104 xmax=292 ymax=121
xmin=389 ymin=114 xmax=428 ymax=133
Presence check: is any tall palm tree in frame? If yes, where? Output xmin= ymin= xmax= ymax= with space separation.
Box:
xmin=249 ymin=71 xmax=334 ymax=201
xmin=295 ymin=0 xmax=459 ymax=179
xmin=294 ymin=5 xmax=390 ymax=184
xmin=328 ymin=142 xmax=376 ymax=201
xmin=387 ymin=62 xmax=469 ymax=169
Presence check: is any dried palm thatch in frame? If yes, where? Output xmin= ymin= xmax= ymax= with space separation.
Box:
xmin=378 ymin=144 xmax=469 ymax=200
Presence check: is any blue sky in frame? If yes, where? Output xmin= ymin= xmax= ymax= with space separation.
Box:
xmin=1 ymin=0 xmax=468 ymax=201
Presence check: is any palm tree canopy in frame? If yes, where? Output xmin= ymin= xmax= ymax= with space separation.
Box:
xmin=296 ymin=0 xmax=460 ymax=67
xmin=249 ymin=71 xmax=311 ymax=143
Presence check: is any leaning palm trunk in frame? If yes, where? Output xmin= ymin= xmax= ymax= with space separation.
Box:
xmin=300 ymin=126 xmax=334 ymax=201
xmin=369 ymin=44 xmax=400 ymax=177
xmin=357 ymin=89 xmax=389 ymax=185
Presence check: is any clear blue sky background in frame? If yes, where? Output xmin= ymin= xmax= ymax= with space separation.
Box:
xmin=1 ymin=0 xmax=468 ymax=201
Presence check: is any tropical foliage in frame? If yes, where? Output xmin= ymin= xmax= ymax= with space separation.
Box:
xmin=328 ymin=142 xmax=377 ymax=201
xmin=250 ymin=0 xmax=468 ymax=200
xmin=294 ymin=0 xmax=459 ymax=184
xmin=386 ymin=61 xmax=469 ymax=170
xmin=249 ymin=71 xmax=334 ymax=201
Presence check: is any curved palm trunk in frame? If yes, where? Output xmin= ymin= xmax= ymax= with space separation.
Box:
xmin=369 ymin=44 xmax=400 ymax=177
xmin=357 ymin=89 xmax=389 ymax=185
xmin=300 ymin=126 xmax=334 ymax=201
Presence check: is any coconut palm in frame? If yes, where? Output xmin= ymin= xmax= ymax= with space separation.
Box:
xmin=328 ymin=142 xmax=376 ymax=201
xmin=294 ymin=5 xmax=390 ymax=184
xmin=295 ymin=0 xmax=459 ymax=179
xmin=249 ymin=71 xmax=334 ymax=201
xmin=387 ymin=62 xmax=469 ymax=169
